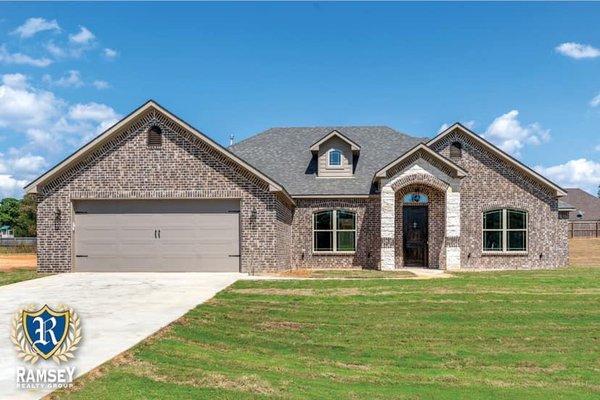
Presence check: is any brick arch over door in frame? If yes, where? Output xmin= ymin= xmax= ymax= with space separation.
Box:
xmin=390 ymin=172 xmax=450 ymax=193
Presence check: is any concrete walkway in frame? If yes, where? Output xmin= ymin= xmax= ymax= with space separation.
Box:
xmin=0 ymin=272 xmax=243 ymax=400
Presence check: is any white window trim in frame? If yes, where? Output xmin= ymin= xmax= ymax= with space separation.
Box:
xmin=313 ymin=209 xmax=357 ymax=254
xmin=327 ymin=149 xmax=343 ymax=169
xmin=482 ymin=209 xmax=528 ymax=254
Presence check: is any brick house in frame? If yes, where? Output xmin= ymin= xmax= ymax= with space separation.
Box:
xmin=26 ymin=101 xmax=570 ymax=273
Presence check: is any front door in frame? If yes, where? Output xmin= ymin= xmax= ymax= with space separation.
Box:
xmin=403 ymin=206 xmax=428 ymax=267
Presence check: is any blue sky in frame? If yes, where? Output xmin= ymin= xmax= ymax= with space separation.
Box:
xmin=0 ymin=1 xmax=599 ymax=197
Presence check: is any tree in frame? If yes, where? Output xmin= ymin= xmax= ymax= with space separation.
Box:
xmin=0 ymin=198 xmax=20 ymax=228
xmin=597 ymin=184 xmax=600 ymax=198
xmin=15 ymin=194 xmax=37 ymax=237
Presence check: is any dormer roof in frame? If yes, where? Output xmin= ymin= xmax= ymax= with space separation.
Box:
xmin=309 ymin=130 xmax=361 ymax=153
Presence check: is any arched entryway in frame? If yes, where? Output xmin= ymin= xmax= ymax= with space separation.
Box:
xmin=380 ymin=169 xmax=461 ymax=270
xmin=394 ymin=185 xmax=445 ymax=268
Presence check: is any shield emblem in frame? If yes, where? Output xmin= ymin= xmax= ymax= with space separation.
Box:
xmin=22 ymin=305 xmax=70 ymax=360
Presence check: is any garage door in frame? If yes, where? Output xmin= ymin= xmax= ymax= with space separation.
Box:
xmin=73 ymin=199 xmax=240 ymax=272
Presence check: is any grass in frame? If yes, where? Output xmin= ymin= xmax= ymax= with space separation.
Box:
xmin=0 ymin=244 xmax=36 ymax=254
xmin=53 ymin=267 xmax=600 ymax=400
xmin=278 ymin=268 xmax=415 ymax=279
xmin=0 ymin=268 xmax=41 ymax=286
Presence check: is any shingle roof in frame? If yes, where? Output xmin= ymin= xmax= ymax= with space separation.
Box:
xmin=563 ymin=188 xmax=600 ymax=221
xmin=229 ymin=126 xmax=424 ymax=196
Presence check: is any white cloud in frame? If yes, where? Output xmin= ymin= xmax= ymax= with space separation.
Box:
xmin=103 ymin=48 xmax=118 ymax=59
xmin=0 ymin=72 xmax=119 ymax=152
xmin=69 ymin=26 xmax=95 ymax=44
xmin=68 ymin=102 xmax=119 ymax=122
xmin=555 ymin=42 xmax=600 ymax=59
xmin=0 ymin=174 xmax=27 ymax=198
xmin=483 ymin=110 xmax=549 ymax=156
xmin=0 ymin=74 xmax=63 ymax=129
xmin=535 ymin=159 xmax=600 ymax=194
xmin=92 ymin=80 xmax=110 ymax=90
xmin=12 ymin=17 xmax=60 ymax=38
xmin=2 ymin=73 xmax=28 ymax=89
xmin=0 ymin=44 xmax=52 ymax=67
xmin=590 ymin=93 xmax=600 ymax=108
xmin=45 ymin=41 xmax=66 ymax=58
xmin=10 ymin=154 xmax=47 ymax=174
xmin=43 ymin=70 xmax=84 ymax=88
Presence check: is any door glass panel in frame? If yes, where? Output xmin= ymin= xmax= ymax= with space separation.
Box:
xmin=403 ymin=193 xmax=428 ymax=204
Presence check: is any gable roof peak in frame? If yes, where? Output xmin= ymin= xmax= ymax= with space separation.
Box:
xmin=428 ymin=122 xmax=567 ymax=197
xmin=309 ymin=129 xmax=361 ymax=152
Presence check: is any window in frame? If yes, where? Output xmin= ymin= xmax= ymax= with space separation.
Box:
xmin=403 ymin=192 xmax=428 ymax=204
xmin=147 ymin=125 xmax=162 ymax=146
xmin=483 ymin=209 xmax=527 ymax=252
xmin=313 ymin=210 xmax=356 ymax=252
xmin=328 ymin=149 xmax=342 ymax=167
xmin=449 ymin=141 xmax=462 ymax=158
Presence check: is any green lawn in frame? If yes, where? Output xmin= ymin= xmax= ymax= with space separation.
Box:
xmin=0 ymin=268 xmax=40 ymax=286
xmin=55 ymin=267 xmax=599 ymax=400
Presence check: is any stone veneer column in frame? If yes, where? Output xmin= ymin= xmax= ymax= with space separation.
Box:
xmin=380 ymin=185 xmax=396 ymax=270
xmin=445 ymin=187 xmax=461 ymax=270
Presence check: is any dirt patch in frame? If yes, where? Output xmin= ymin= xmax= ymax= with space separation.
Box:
xmin=260 ymin=321 xmax=305 ymax=331
xmin=570 ymin=238 xmax=600 ymax=267
xmin=0 ymin=253 xmax=36 ymax=271
xmin=232 ymin=287 xmax=363 ymax=296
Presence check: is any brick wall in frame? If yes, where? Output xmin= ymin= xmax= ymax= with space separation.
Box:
xmin=290 ymin=198 xmax=380 ymax=269
xmin=431 ymin=129 xmax=568 ymax=269
xmin=36 ymin=108 xmax=293 ymax=274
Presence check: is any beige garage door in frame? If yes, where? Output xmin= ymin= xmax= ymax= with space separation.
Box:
xmin=74 ymin=199 xmax=240 ymax=272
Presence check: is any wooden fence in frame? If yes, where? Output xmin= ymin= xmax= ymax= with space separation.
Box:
xmin=0 ymin=237 xmax=37 ymax=247
xmin=568 ymin=221 xmax=600 ymax=238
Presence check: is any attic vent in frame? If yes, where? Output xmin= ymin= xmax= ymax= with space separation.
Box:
xmin=449 ymin=141 xmax=462 ymax=158
xmin=147 ymin=125 xmax=162 ymax=146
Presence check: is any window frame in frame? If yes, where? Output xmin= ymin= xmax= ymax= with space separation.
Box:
xmin=327 ymin=149 xmax=343 ymax=168
xmin=313 ymin=209 xmax=357 ymax=254
xmin=482 ymin=208 xmax=528 ymax=254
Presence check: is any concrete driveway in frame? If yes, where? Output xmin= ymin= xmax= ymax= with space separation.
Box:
xmin=0 ymin=272 xmax=243 ymax=400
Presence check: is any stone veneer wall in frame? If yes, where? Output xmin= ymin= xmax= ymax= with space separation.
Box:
xmin=394 ymin=185 xmax=445 ymax=268
xmin=431 ymin=129 xmax=568 ymax=269
xmin=36 ymin=108 xmax=293 ymax=274
xmin=290 ymin=198 xmax=380 ymax=269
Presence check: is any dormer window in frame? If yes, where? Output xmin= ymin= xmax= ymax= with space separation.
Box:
xmin=310 ymin=130 xmax=360 ymax=178
xmin=328 ymin=149 xmax=342 ymax=167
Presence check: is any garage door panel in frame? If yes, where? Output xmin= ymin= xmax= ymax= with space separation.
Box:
xmin=74 ymin=200 xmax=240 ymax=272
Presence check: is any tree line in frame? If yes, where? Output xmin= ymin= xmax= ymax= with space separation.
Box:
xmin=0 ymin=195 xmax=37 ymax=237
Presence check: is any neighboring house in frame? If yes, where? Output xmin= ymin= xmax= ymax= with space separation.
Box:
xmin=26 ymin=101 xmax=570 ymax=274
xmin=563 ymin=188 xmax=600 ymax=221
xmin=0 ymin=226 xmax=14 ymax=238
